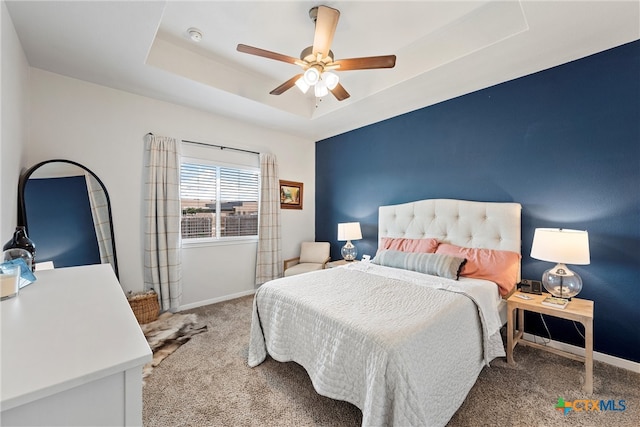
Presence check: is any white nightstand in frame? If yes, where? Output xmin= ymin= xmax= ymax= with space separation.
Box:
xmin=506 ymin=292 xmax=594 ymax=394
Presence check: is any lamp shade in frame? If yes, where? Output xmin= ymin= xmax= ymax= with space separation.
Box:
xmin=314 ymin=80 xmax=329 ymax=97
xmin=530 ymin=228 xmax=590 ymax=265
xmin=337 ymin=222 xmax=362 ymax=241
xmin=322 ymin=71 xmax=339 ymax=90
xmin=303 ymin=67 xmax=320 ymax=86
xmin=295 ymin=77 xmax=310 ymax=94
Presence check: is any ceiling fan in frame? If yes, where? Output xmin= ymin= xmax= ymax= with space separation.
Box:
xmin=237 ymin=5 xmax=396 ymax=101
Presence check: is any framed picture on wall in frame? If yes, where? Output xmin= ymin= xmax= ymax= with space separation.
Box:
xmin=280 ymin=180 xmax=303 ymax=210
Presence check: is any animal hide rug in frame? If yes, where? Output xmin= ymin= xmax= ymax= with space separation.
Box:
xmin=140 ymin=312 xmax=207 ymax=381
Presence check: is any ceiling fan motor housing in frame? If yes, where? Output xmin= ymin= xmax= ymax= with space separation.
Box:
xmin=300 ymin=46 xmax=334 ymax=64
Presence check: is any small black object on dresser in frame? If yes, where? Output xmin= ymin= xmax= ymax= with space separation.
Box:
xmin=3 ymin=226 xmax=36 ymax=271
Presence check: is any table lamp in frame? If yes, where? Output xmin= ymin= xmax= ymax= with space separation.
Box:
xmin=530 ymin=228 xmax=590 ymax=300
xmin=337 ymin=222 xmax=362 ymax=261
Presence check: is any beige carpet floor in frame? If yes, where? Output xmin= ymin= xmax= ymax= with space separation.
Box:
xmin=143 ymin=295 xmax=639 ymax=426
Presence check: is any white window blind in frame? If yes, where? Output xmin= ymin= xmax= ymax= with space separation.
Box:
xmin=180 ymin=162 xmax=259 ymax=240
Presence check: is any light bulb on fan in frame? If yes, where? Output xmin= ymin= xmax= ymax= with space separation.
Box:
xmin=322 ymin=72 xmax=339 ymax=90
xmin=303 ymin=67 xmax=320 ymax=86
xmin=295 ymin=77 xmax=310 ymax=93
xmin=314 ymin=80 xmax=329 ymax=97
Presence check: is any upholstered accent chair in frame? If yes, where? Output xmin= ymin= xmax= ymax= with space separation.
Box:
xmin=283 ymin=242 xmax=331 ymax=277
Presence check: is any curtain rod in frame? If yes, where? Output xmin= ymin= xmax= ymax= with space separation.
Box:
xmin=146 ymin=134 xmax=259 ymax=156
xmin=182 ymin=139 xmax=259 ymax=155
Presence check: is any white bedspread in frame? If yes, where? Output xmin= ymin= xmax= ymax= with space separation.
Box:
xmin=248 ymin=263 xmax=505 ymax=427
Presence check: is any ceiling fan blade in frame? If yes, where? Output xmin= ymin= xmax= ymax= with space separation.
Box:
xmin=312 ymin=6 xmax=340 ymax=57
xmin=333 ymin=55 xmax=397 ymax=71
xmin=330 ymin=83 xmax=350 ymax=101
xmin=270 ymin=74 xmax=303 ymax=95
xmin=237 ymin=44 xmax=299 ymax=65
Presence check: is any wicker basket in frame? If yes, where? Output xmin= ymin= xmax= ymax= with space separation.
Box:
xmin=127 ymin=290 xmax=160 ymax=324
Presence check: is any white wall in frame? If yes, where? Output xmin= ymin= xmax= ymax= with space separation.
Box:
xmin=27 ymin=68 xmax=316 ymax=308
xmin=0 ymin=1 xmax=29 ymax=243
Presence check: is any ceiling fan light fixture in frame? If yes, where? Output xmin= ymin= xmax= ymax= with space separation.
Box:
xmin=295 ymin=77 xmax=310 ymax=94
xmin=303 ymin=67 xmax=320 ymax=86
xmin=322 ymin=71 xmax=339 ymax=90
xmin=314 ymin=80 xmax=329 ymax=97
xmin=236 ymin=5 xmax=394 ymax=102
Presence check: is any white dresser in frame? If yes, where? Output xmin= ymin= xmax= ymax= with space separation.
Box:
xmin=1 ymin=264 xmax=152 ymax=426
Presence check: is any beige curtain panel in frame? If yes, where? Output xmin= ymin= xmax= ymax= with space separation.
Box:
xmin=255 ymin=153 xmax=282 ymax=286
xmin=144 ymin=134 xmax=182 ymax=311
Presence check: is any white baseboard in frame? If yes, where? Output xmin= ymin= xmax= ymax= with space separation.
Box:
xmin=179 ymin=289 xmax=256 ymax=311
xmin=523 ymin=332 xmax=640 ymax=373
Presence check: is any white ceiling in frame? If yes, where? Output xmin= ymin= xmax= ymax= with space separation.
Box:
xmin=6 ymin=1 xmax=639 ymax=141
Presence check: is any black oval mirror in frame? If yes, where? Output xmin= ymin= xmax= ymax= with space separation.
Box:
xmin=18 ymin=159 xmax=118 ymax=277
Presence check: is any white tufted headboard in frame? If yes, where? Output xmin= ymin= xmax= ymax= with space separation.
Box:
xmin=379 ymin=199 xmax=522 ymax=278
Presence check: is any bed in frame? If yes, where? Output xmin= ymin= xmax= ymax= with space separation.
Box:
xmin=249 ymin=199 xmax=522 ymax=426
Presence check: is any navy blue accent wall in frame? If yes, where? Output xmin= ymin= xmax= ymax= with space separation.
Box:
xmin=316 ymin=41 xmax=640 ymax=362
xmin=24 ymin=176 xmax=101 ymax=268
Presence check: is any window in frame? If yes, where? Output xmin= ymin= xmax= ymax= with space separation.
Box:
xmin=180 ymin=161 xmax=259 ymax=241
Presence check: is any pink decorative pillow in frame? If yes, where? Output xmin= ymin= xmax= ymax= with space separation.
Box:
xmin=380 ymin=237 xmax=440 ymax=254
xmin=435 ymin=243 xmax=521 ymax=297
